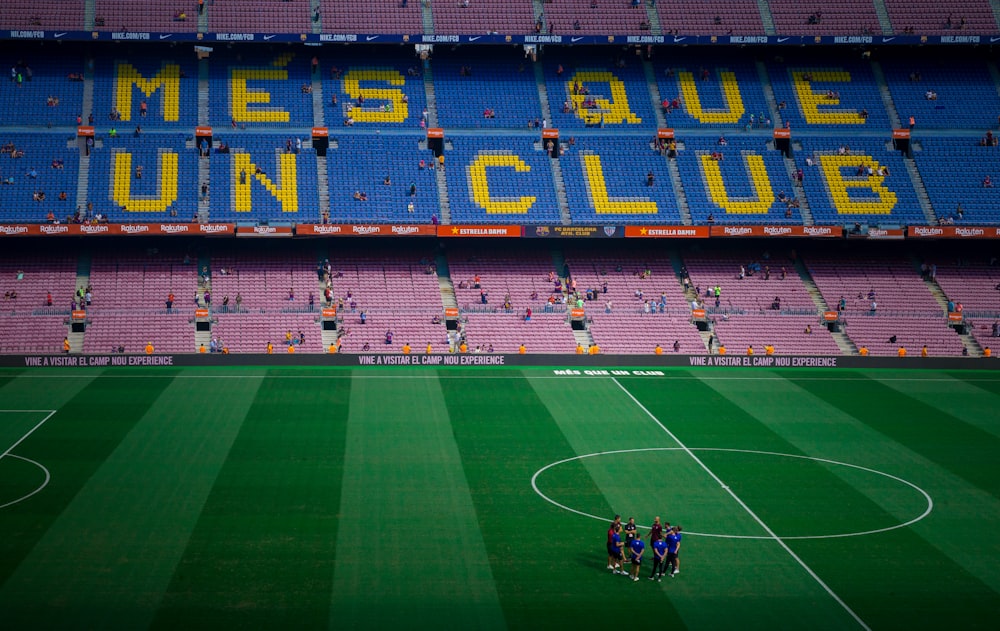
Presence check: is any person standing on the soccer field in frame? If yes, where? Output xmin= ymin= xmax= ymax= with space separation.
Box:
xmin=623 ymin=516 xmax=637 ymax=550
xmin=629 ymin=532 xmax=645 ymax=582
xmin=649 ymin=515 xmax=665 ymax=543
xmin=610 ymin=524 xmax=626 ymax=575
xmin=606 ymin=514 xmax=622 ymax=571
xmin=649 ymin=534 xmax=668 ymax=581
xmin=666 ymin=525 xmax=683 ymax=577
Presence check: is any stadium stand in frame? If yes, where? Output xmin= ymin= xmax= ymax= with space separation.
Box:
xmin=682 ymin=251 xmax=816 ymax=312
xmin=677 ymin=136 xmax=802 ymax=224
xmin=93 ymin=0 xmax=200 ymax=33
xmin=0 ymin=0 xmax=85 ymax=30
xmin=208 ymin=51 xmax=314 ymax=128
xmin=431 ymin=47 xmax=542 ymax=129
xmin=913 ymin=138 xmax=1000 ymax=225
xmin=208 ymin=134 xmax=319 ymax=223
xmin=0 ymin=133 xmax=80 ymax=223
xmin=445 ymin=135 xmax=561 ymax=224
xmin=838 ymin=315 xmax=965 ymax=356
xmin=560 ymin=135 xmax=682 ymax=224
xmin=543 ymin=50 xmax=657 ymax=131
xmin=794 ymin=138 xmax=923 ymax=226
xmin=804 ymin=254 xmax=943 ymax=314
xmin=767 ymin=57 xmax=891 ymax=131
xmin=543 ymin=0 xmax=652 ymax=36
xmin=430 ymin=0 xmax=536 ymax=35
xmin=767 ymin=0 xmax=883 ymax=36
xmin=209 ymin=0 xmax=313 ymax=33
xmin=653 ymin=55 xmax=772 ymax=130
xmin=321 ymin=49 xmax=428 ymax=129
xmin=711 ymin=314 xmax=842 ymax=355
xmin=87 ymin=134 xmax=199 ymax=223
xmin=882 ymin=0 xmax=998 ymax=35
xmin=881 ymin=57 xmax=1000 ymax=130
xmin=322 ymin=0 xmax=423 ymax=34
xmin=91 ymin=53 xmax=200 ymax=129
xmin=326 ymin=134 xmax=438 ymax=224
xmin=655 ymin=0 xmax=766 ymax=36
xmin=0 ymin=57 xmax=85 ymax=128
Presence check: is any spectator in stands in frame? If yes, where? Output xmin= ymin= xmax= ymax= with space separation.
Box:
xmin=869 ymin=299 xmax=877 ymax=314
xmin=984 ymin=175 xmax=993 ymax=188
xmin=646 ymin=171 xmax=654 ymax=187
xmin=898 ymin=346 xmax=907 ymax=357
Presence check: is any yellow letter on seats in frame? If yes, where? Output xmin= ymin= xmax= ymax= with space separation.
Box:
xmin=343 ymin=69 xmax=409 ymax=123
xmin=582 ymin=154 xmax=657 ymax=214
xmin=114 ymin=63 xmax=181 ymax=122
xmin=468 ymin=154 xmax=536 ymax=214
xmin=818 ymin=155 xmax=897 ymax=214
xmin=233 ymin=152 xmax=299 ymax=212
xmin=231 ymin=57 xmax=291 ymax=123
xmin=701 ymin=154 xmax=774 ymax=214
xmin=567 ymin=71 xmax=641 ymax=125
xmin=677 ymin=70 xmax=745 ymax=124
xmin=791 ymin=70 xmax=863 ymax=125
xmin=111 ymin=151 xmax=178 ymax=212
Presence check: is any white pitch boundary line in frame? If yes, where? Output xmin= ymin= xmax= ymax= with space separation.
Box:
xmin=0 ymin=409 xmax=56 ymax=462
xmin=611 ymin=378 xmax=871 ymax=631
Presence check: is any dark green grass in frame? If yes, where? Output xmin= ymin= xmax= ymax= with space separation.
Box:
xmin=0 ymin=367 xmax=996 ymax=629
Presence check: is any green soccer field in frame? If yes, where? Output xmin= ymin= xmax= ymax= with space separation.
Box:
xmin=0 ymin=366 xmax=998 ymax=630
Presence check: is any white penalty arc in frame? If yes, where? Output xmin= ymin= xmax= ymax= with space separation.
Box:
xmin=0 ymin=454 xmax=51 ymax=509
xmin=530 ymin=447 xmax=933 ymax=540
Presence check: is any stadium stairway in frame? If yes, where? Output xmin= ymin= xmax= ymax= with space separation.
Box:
xmin=644 ymin=2 xmax=662 ymax=35
xmin=755 ymin=61 xmax=782 ymax=128
xmin=198 ymin=57 xmax=209 ymax=126
xmin=433 ymin=139 xmax=451 ymax=222
xmin=872 ymin=0 xmax=894 ymax=34
xmin=573 ymin=327 xmax=595 ymax=350
xmin=756 ymin=0 xmax=776 ymax=35
xmin=549 ymin=152 xmax=572 ymax=225
xmin=423 ymin=63 xmax=439 ymax=129
xmin=311 ymin=66 xmax=325 ymax=127
xmin=902 ymin=151 xmax=939 ymax=225
xmin=435 ymin=253 xmax=458 ymax=310
xmin=533 ymin=61 xmax=553 ymax=126
xmin=84 ymin=0 xmax=95 ymax=29
xmin=669 ymin=249 xmax=711 ymax=352
xmin=912 ymin=257 xmax=985 ymax=357
xmin=783 ymin=144 xmax=814 ymax=225
xmin=871 ymin=61 xmax=902 ymax=129
xmin=421 ymin=0 xmax=434 ymax=34
xmin=990 ymin=1 xmax=1000 ymax=29
xmin=643 ymin=60 xmax=668 ymax=129
xmin=310 ymin=0 xmax=322 ymax=34
xmin=793 ymin=257 xmax=858 ymax=355
xmin=665 ymin=144 xmax=692 ymax=225
xmin=67 ymin=252 xmax=93 ymax=354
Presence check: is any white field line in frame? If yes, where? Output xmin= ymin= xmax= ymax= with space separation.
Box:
xmin=0 ymin=410 xmax=56 ymax=461
xmin=611 ymin=378 xmax=871 ymax=631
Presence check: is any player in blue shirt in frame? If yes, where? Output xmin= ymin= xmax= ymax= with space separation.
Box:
xmin=649 ymin=535 xmax=668 ymax=580
xmin=665 ymin=525 xmax=683 ymax=577
xmin=610 ymin=524 xmax=626 ymax=575
xmin=628 ymin=532 xmax=645 ymax=582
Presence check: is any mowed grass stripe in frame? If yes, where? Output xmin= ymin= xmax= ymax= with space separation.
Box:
xmin=612 ymin=374 xmax=867 ymax=631
xmin=525 ymin=374 xmax=770 ymax=539
xmin=151 ymin=373 xmax=351 ymax=629
xmin=0 ymin=369 xmax=265 ymax=627
xmin=779 ymin=370 xmax=1000 ymax=501
xmin=678 ymin=370 xmax=1000 ymax=630
xmin=329 ymin=371 xmax=504 ymax=629
xmin=0 ymin=372 xmax=178 ymax=621
xmin=442 ymin=370 xmax=688 ymax=630
xmin=872 ymin=370 xmax=1000 ymax=439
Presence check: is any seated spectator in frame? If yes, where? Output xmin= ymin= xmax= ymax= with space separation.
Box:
xmin=984 ymin=175 xmax=993 ymax=188
xmin=174 ymin=10 xmax=187 ymax=20
xmin=46 ymin=96 xmax=59 ymax=107
xmin=924 ymin=90 xmax=937 ymax=101
xmin=51 ymin=159 xmax=64 ymax=169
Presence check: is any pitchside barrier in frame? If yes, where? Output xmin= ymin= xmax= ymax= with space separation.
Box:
xmin=3 ymin=353 xmax=995 ymax=370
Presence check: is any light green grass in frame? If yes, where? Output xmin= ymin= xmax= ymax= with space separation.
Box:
xmin=0 ymin=367 xmax=996 ymax=630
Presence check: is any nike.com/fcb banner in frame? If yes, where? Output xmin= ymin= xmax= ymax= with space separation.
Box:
xmin=3 ymin=31 xmax=994 ymax=46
